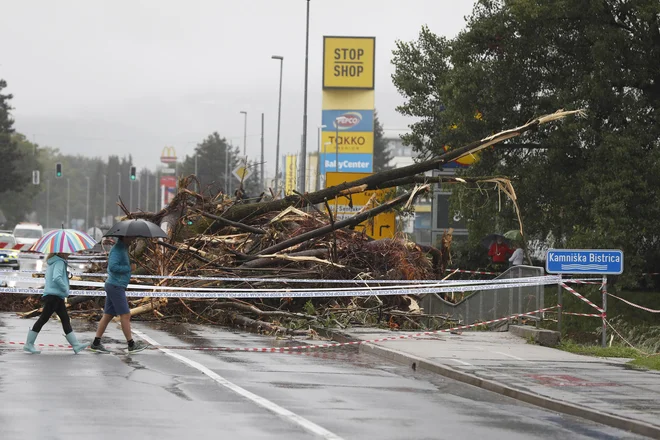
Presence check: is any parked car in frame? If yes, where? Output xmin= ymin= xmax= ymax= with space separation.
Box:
xmin=0 ymin=233 xmax=20 ymax=270
xmin=13 ymin=223 xmax=44 ymax=246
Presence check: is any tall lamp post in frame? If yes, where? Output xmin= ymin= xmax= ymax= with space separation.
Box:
xmin=240 ymin=111 xmax=248 ymax=157
xmin=66 ymin=178 xmax=70 ymax=228
xmin=85 ymin=176 xmax=90 ymax=230
xmin=316 ymin=125 xmax=326 ymax=191
xmin=103 ymin=174 xmax=107 ymax=224
xmin=117 ymin=172 xmax=121 ymax=217
xmin=271 ymin=55 xmax=283 ymax=195
xmin=300 ymin=0 xmax=310 ymax=193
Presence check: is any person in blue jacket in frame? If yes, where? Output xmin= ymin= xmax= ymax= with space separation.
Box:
xmin=89 ymin=236 xmax=148 ymax=354
xmin=24 ymin=253 xmax=89 ymax=354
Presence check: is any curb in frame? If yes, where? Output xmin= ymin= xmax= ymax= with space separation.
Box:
xmin=320 ymin=328 xmax=660 ymax=439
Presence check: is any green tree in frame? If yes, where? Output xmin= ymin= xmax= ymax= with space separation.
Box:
xmin=373 ymin=111 xmax=393 ymax=172
xmin=0 ymin=134 xmax=41 ymax=225
xmin=391 ymin=1 xmax=660 ymax=283
xmin=0 ymin=80 xmax=27 ymax=195
xmin=181 ymin=132 xmax=249 ymax=197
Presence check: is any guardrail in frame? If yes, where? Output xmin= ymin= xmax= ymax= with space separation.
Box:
xmin=419 ymin=265 xmax=545 ymax=325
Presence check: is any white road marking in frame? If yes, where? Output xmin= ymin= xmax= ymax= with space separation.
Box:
xmin=133 ymin=329 xmax=344 ymax=440
xmin=493 ymin=351 xmax=530 ymax=362
xmin=450 ymin=358 xmax=473 ymax=366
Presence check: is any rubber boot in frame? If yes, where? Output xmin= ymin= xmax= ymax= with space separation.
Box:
xmin=24 ymin=329 xmax=41 ymax=354
xmin=65 ymin=332 xmax=89 ymax=354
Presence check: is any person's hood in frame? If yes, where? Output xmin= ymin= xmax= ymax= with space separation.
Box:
xmin=47 ymin=255 xmax=67 ymax=266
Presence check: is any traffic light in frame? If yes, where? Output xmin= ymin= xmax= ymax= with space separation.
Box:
xmin=56 ymin=163 xmax=62 ymax=178
xmin=130 ymin=166 xmax=136 ymax=181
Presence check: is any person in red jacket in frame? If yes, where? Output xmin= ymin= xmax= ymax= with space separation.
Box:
xmin=488 ymin=237 xmax=512 ymax=267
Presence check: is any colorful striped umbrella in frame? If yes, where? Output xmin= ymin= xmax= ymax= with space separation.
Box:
xmin=29 ymin=229 xmax=97 ymax=254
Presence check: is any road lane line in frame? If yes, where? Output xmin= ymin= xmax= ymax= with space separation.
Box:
xmin=450 ymin=359 xmax=473 ymax=366
xmin=133 ymin=329 xmax=344 ymax=440
xmin=493 ymin=351 xmax=529 ymax=361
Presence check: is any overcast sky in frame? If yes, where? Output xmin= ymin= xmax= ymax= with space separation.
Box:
xmin=2 ymin=0 xmax=475 ymax=174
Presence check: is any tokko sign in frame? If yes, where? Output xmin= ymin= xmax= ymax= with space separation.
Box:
xmin=323 ymin=36 xmax=375 ymax=89
xmin=160 ymin=146 xmax=177 ymax=164
xmin=321 ymin=132 xmax=374 ymax=154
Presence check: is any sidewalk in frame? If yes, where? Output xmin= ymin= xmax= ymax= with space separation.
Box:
xmin=332 ymin=327 xmax=660 ymax=439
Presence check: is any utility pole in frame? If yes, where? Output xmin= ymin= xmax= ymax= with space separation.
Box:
xmin=66 ymin=178 xmax=70 ymax=228
xmin=138 ymin=175 xmax=141 ymax=210
xmin=145 ymin=171 xmax=149 ymax=212
xmin=85 ymin=177 xmax=90 ymax=230
xmin=103 ymin=174 xmax=107 ymax=223
xmin=299 ymin=0 xmax=311 ymax=193
xmin=260 ymin=112 xmax=265 ymax=190
xmin=46 ymin=179 xmax=50 ymax=229
xmin=117 ymin=172 xmax=121 ymax=217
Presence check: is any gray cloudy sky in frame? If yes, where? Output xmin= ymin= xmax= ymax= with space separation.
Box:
xmin=2 ymin=0 xmax=475 ymax=173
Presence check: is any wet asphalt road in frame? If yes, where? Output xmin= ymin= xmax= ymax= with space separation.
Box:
xmin=0 ymin=311 xmax=649 ymax=440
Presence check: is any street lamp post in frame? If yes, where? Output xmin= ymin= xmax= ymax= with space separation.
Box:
xmin=66 ymin=178 xmax=70 ymax=228
xmin=85 ymin=176 xmax=90 ymax=230
xmin=335 ymin=117 xmax=340 ymax=174
xmin=137 ymin=175 xmax=141 ymax=210
xmin=271 ymin=55 xmax=283 ymax=195
xmin=46 ymin=179 xmax=50 ymax=229
xmin=260 ymin=112 xmax=264 ymax=191
xmin=240 ymin=111 xmax=248 ymax=157
xmin=224 ymin=147 xmax=230 ymax=194
xmin=103 ymin=174 xmax=107 ymax=223
xmin=300 ymin=0 xmax=311 ymax=193
xmin=316 ymin=125 xmax=326 ymax=191
xmin=145 ymin=171 xmax=149 ymax=212
xmin=117 ymin=172 xmax=121 ymax=217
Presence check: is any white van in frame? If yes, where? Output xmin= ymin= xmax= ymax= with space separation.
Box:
xmin=13 ymin=223 xmax=44 ymax=246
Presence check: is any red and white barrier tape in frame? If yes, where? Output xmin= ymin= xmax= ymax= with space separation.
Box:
xmin=560 ymin=312 xmax=603 ymax=318
xmin=445 ymin=268 xmax=499 ymax=276
xmin=563 ymin=279 xmax=603 ymax=286
xmin=606 ymin=292 xmax=660 ymax=313
xmin=560 ymin=283 xmax=605 ymax=313
xmin=0 ymin=306 xmax=558 ymax=352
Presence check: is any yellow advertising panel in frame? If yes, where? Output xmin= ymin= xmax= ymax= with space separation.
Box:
xmin=325 ymin=172 xmax=396 ymax=240
xmin=323 ymin=37 xmax=375 ymax=89
xmin=284 ymin=154 xmax=297 ymax=195
xmin=321 ymin=90 xmax=375 ymax=110
xmin=321 ymin=132 xmax=373 ymax=154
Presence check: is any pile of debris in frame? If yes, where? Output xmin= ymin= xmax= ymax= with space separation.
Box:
xmin=3 ymin=110 xmax=582 ymax=334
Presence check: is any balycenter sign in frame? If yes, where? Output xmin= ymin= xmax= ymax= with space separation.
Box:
xmin=323 ymin=36 xmax=375 ymax=89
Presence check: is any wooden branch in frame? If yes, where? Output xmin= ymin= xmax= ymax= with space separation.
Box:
xmin=256 ymin=186 xmax=429 ymax=256
xmin=156 ymin=241 xmax=213 ymax=264
xmin=215 ymin=300 xmax=318 ymax=321
xmin=240 ymin=249 xmax=329 ymax=268
xmin=199 ymin=210 xmax=267 ymax=234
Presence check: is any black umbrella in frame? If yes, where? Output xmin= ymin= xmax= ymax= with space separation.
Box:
xmin=103 ymin=219 xmax=168 ymax=239
xmin=480 ymin=233 xmax=512 ymax=249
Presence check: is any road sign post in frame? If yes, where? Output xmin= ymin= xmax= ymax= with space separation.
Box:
xmin=546 ymin=249 xmax=623 ymax=348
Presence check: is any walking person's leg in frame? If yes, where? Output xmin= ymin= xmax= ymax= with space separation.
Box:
xmin=53 ymin=298 xmax=89 ymax=354
xmin=24 ymin=296 xmax=59 ymax=354
xmin=107 ymin=284 xmax=148 ymax=353
xmin=89 ymin=284 xmax=118 ymax=353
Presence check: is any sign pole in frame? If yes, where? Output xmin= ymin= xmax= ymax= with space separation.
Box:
xmin=557 ymin=275 xmax=562 ymax=337
xmin=602 ymin=275 xmax=608 ymax=348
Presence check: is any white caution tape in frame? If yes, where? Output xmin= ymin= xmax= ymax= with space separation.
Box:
xmin=0 ymin=274 xmax=560 ymax=293
xmin=0 ymin=270 xmax=560 ymax=287
xmin=0 ymin=277 xmax=556 ymax=299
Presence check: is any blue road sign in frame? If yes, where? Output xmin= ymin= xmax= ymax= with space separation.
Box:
xmin=546 ymin=249 xmax=624 ymax=275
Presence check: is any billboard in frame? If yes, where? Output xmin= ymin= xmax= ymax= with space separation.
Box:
xmin=322 ymin=109 xmax=374 ymax=132
xmin=160 ymin=175 xmax=177 ymax=207
xmin=323 ymin=36 xmax=375 ymax=89
xmin=320 ymin=153 xmax=373 ymax=173
xmin=284 ymin=154 xmax=297 ymax=195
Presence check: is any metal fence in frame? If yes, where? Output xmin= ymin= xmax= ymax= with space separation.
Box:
xmin=419 ymin=265 xmax=545 ymax=326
